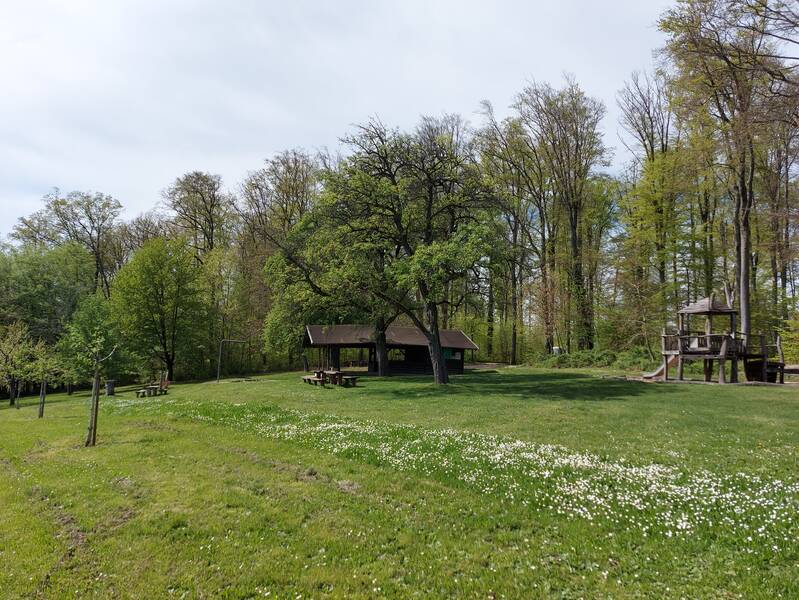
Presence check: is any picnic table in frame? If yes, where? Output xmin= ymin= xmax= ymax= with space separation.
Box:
xmin=324 ymin=370 xmax=343 ymax=385
xmin=301 ymin=371 xmax=359 ymax=387
xmin=341 ymin=375 xmax=359 ymax=387
xmin=303 ymin=374 xmax=325 ymax=386
xmin=136 ymin=382 xmax=170 ymax=398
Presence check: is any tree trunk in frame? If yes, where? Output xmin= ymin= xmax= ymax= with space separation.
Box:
xmin=486 ymin=265 xmax=494 ymax=358
xmin=38 ymin=378 xmax=46 ymax=419
xmin=374 ymin=319 xmax=389 ymax=376
xmin=424 ymin=302 xmax=449 ymax=384
xmin=8 ymin=379 xmax=16 ymax=407
xmin=85 ymin=367 xmax=101 ymax=447
xmin=510 ymin=261 xmax=518 ymax=365
xmin=738 ymin=145 xmax=754 ymax=340
xmin=739 ymin=209 xmax=751 ymax=338
xmin=568 ymin=204 xmax=592 ymax=351
xmin=441 ymin=281 xmax=450 ymax=329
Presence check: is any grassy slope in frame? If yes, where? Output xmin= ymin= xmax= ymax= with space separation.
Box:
xmin=0 ymin=368 xmax=797 ymax=598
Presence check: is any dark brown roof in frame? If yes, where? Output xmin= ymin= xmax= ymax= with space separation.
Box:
xmin=305 ymin=324 xmax=479 ymax=350
xmin=678 ymin=296 xmax=737 ymax=315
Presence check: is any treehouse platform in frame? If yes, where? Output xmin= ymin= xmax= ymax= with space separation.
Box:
xmin=658 ymin=295 xmax=785 ymax=384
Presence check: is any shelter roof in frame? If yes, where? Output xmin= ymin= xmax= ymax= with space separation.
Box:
xmin=305 ymin=324 xmax=479 ymax=350
xmin=678 ymin=296 xmax=737 ymax=315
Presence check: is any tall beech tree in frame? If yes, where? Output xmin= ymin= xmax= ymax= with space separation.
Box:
xmin=516 ymin=77 xmax=609 ymax=350
xmin=661 ymin=0 xmax=786 ymax=338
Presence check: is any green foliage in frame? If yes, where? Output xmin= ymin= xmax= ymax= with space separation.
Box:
xmin=111 ymin=237 xmax=205 ymax=379
xmin=0 ymin=243 xmax=95 ymax=342
xmin=538 ymin=349 xmax=617 ymax=369
xmin=611 ymin=347 xmax=659 ymax=371
xmin=532 ymin=346 xmax=659 ymax=372
xmin=779 ymin=315 xmax=799 ymax=364
xmin=59 ymin=293 xmax=121 ymax=381
xmin=29 ymin=340 xmax=63 ymax=384
xmin=0 ymin=322 xmax=35 ymax=395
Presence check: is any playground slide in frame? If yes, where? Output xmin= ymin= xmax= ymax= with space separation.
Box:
xmin=643 ymin=355 xmax=679 ymax=380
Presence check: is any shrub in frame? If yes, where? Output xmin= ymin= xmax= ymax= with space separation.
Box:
xmin=533 ymin=346 xmax=662 ymax=372
xmin=780 ymin=315 xmax=799 ymax=364
xmin=537 ymin=348 xmax=617 ymax=369
xmin=613 ymin=347 xmax=659 ymax=372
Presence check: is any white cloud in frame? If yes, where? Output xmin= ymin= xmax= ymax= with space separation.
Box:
xmin=0 ymin=0 xmax=672 ymax=235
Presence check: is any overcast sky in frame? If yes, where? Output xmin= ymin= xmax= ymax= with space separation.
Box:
xmin=0 ymin=0 xmax=673 ymax=238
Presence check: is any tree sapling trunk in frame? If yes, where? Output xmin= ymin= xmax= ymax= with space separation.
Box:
xmin=38 ymin=378 xmax=46 ymax=418
xmin=85 ymin=367 xmax=101 ymax=447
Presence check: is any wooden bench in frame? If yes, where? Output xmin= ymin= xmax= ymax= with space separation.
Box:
xmin=302 ymin=375 xmax=325 ymax=386
xmin=136 ymin=382 xmax=170 ymax=397
xmin=341 ymin=376 xmax=359 ymax=387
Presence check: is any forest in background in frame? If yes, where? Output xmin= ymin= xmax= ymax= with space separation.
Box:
xmin=2 ymin=0 xmax=798 ymax=391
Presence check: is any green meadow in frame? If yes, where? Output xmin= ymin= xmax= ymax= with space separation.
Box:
xmin=2 ymin=368 xmax=798 ymax=598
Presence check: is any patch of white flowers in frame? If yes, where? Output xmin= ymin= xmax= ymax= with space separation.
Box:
xmin=112 ymin=396 xmax=799 ymax=553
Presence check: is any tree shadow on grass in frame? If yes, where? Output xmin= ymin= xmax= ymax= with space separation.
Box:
xmin=375 ymin=370 xmax=675 ymax=403
xmin=0 ymin=392 xmax=91 ymax=413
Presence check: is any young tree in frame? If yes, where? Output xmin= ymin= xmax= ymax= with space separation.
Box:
xmin=0 ymin=322 xmax=34 ymax=407
xmin=112 ymin=237 xmax=204 ymax=381
xmin=30 ymin=340 xmax=62 ymax=418
xmin=61 ymin=295 xmax=118 ymax=446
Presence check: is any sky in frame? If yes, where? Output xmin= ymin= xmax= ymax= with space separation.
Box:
xmin=0 ymin=0 xmax=674 ymax=238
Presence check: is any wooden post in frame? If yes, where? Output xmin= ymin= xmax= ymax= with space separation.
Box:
xmin=718 ymin=337 xmax=728 ymax=384
xmin=678 ymin=356 xmax=684 ymax=380
xmin=760 ymin=335 xmax=768 ymax=382
xmin=704 ymin=359 xmax=712 ymax=382
xmin=661 ymin=328 xmax=668 ymax=382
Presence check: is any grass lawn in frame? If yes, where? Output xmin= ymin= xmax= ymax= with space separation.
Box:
xmin=1 ymin=367 xmax=798 ymax=598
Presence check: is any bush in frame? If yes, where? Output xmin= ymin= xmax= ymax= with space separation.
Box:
xmin=538 ymin=348 xmax=617 ymax=369
xmin=612 ymin=347 xmax=659 ymax=372
xmin=780 ymin=315 xmax=799 ymax=364
xmin=533 ymin=346 xmax=659 ymax=372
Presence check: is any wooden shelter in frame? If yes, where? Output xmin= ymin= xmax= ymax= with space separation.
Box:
xmin=304 ymin=324 xmax=478 ymax=375
xmin=660 ymin=294 xmax=785 ymax=383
